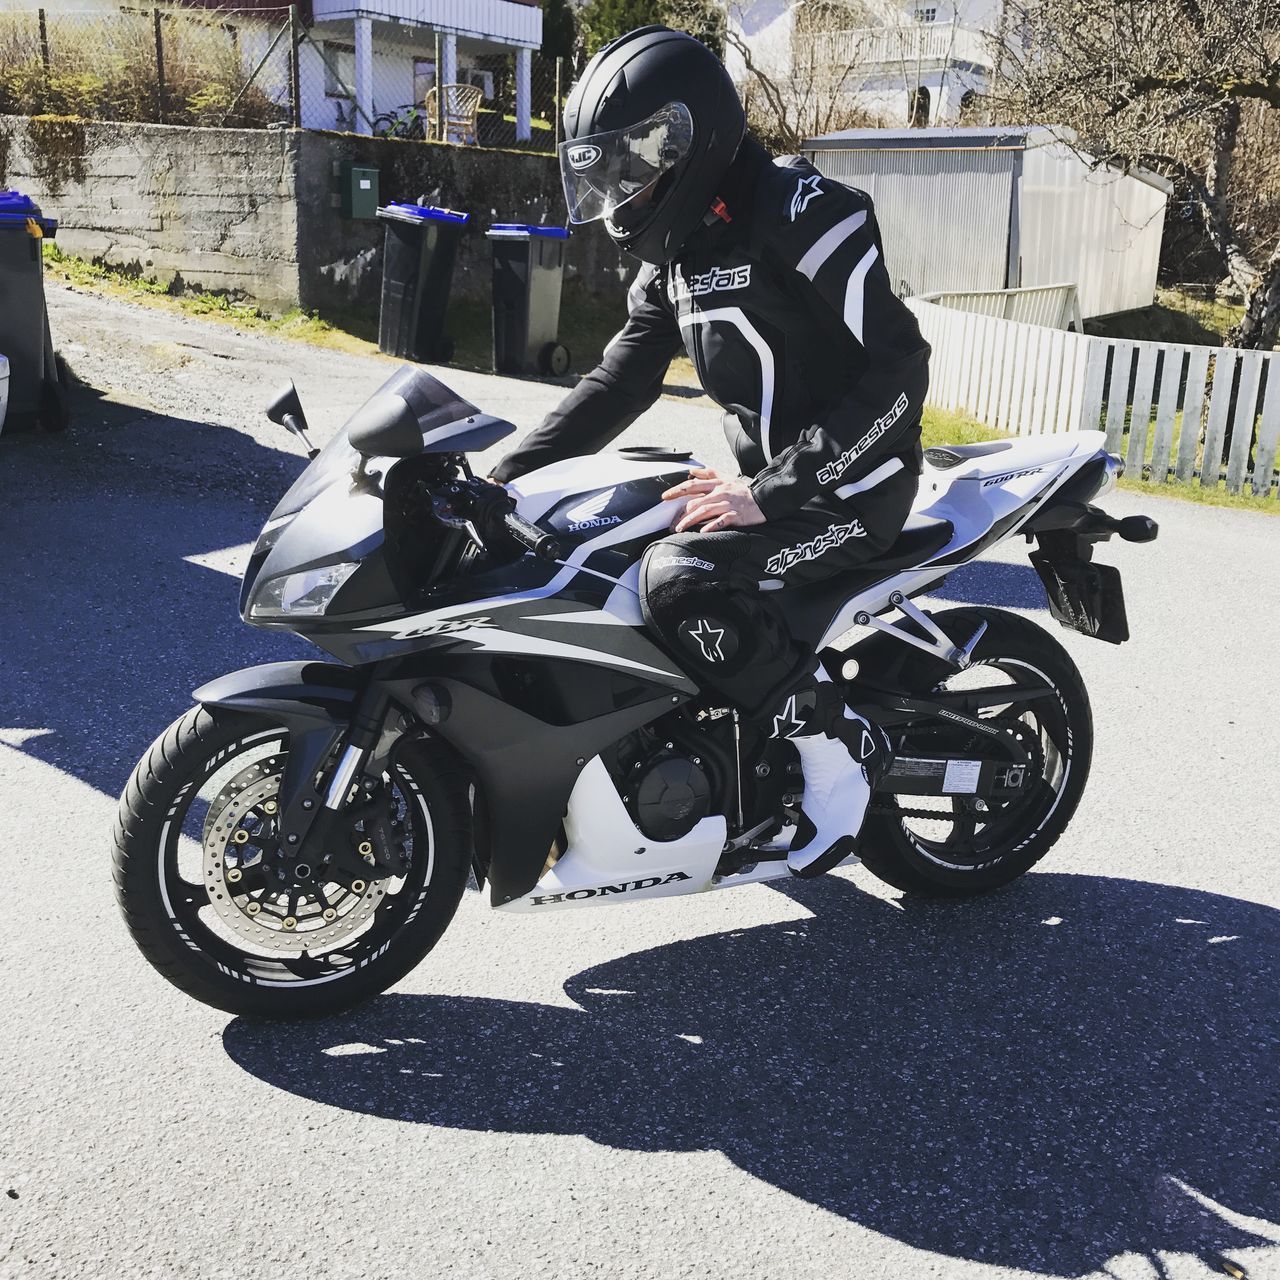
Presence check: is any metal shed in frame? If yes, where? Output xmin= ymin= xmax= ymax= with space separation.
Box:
xmin=803 ymin=125 xmax=1172 ymax=319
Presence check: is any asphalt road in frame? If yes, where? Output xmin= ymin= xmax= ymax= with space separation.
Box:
xmin=1 ymin=285 xmax=1277 ymax=1280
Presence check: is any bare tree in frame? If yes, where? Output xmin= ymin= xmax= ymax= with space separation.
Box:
xmin=662 ymin=0 xmax=887 ymax=151
xmin=997 ymin=0 xmax=1280 ymax=349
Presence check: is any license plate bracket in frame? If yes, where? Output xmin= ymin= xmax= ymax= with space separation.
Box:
xmin=1030 ymin=551 xmax=1129 ymax=644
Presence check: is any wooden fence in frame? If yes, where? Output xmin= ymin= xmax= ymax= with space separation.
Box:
xmin=907 ymin=297 xmax=1280 ymax=498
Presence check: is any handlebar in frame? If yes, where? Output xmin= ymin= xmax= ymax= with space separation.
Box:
xmin=432 ymin=476 xmax=562 ymax=562
xmin=502 ymin=509 xmax=563 ymax=561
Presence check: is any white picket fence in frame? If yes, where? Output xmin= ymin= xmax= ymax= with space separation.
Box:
xmin=907 ymin=297 xmax=1280 ymax=498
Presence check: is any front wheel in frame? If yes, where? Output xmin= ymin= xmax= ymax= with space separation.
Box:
xmin=856 ymin=607 xmax=1093 ymax=897
xmin=112 ymin=706 xmax=471 ymax=1017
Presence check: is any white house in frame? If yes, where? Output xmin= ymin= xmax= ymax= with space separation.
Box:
xmin=725 ymin=0 xmax=1004 ymax=128
xmin=299 ymin=0 xmax=543 ymax=137
xmin=23 ymin=0 xmax=544 ymax=139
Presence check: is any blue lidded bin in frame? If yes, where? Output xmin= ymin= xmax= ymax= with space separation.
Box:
xmin=485 ymin=224 xmax=571 ymax=377
xmin=0 ymin=189 xmax=65 ymax=436
xmin=375 ymin=202 xmax=471 ymax=362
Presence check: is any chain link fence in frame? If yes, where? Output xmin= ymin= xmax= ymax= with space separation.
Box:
xmin=0 ymin=5 xmax=567 ymax=151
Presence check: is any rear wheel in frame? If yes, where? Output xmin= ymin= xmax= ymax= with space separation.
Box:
xmin=112 ymin=706 xmax=471 ymax=1017
xmin=857 ymin=607 xmax=1092 ymax=897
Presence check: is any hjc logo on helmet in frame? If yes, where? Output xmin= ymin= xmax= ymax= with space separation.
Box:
xmin=568 ymin=144 xmax=602 ymax=171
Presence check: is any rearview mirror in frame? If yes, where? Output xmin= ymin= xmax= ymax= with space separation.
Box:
xmin=346 ymin=392 xmax=423 ymax=458
xmin=266 ymin=380 xmax=304 ymax=426
xmin=265 ymin=380 xmax=318 ymax=458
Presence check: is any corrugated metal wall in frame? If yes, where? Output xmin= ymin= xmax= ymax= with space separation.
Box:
xmin=806 ymin=137 xmax=1169 ymax=316
xmin=1018 ymin=141 xmax=1167 ymax=317
xmin=805 ymin=145 xmax=1016 ymax=300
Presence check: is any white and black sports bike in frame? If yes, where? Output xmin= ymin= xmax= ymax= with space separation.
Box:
xmin=113 ymin=367 xmax=1157 ymax=1017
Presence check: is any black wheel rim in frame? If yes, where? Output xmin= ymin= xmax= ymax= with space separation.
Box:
xmin=887 ymin=656 xmax=1073 ymax=871
xmin=157 ymin=727 xmax=437 ymax=988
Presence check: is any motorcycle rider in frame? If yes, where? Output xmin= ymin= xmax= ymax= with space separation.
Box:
xmin=491 ymin=25 xmax=930 ymax=877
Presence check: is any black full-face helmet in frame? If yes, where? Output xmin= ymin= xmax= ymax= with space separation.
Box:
xmin=558 ymin=25 xmax=746 ymax=265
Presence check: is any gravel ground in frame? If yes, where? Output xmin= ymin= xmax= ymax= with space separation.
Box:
xmin=0 ymin=285 xmax=1277 ymax=1280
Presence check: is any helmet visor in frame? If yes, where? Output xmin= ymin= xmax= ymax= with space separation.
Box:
xmin=558 ymin=102 xmax=695 ymax=225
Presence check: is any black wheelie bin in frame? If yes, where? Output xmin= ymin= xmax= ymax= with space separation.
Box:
xmin=486 ymin=224 xmax=571 ymax=377
xmin=376 ymin=201 xmax=469 ymax=363
xmin=0 ymin=190 xmax=67 ymax=436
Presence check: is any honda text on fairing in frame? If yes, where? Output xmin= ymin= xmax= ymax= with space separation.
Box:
xmin=112 ymin=367 xmax=1157 ymax=1017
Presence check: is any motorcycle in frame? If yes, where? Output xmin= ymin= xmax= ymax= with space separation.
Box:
xmin=112 ymin=365 xmax=1157 ymax=1017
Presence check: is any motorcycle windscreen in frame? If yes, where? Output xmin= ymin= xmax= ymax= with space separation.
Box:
xmin=267 ymin=367 xmax=516 ymax=523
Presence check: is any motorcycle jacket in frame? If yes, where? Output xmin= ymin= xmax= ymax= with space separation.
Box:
xmin=492 ymin=139 xmax=931 ymax=519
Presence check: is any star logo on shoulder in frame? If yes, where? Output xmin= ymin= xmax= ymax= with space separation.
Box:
xmin=789 ymin=173 xmax=824 ymax=222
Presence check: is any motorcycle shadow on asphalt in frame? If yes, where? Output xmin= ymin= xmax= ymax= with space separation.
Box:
xmin=929 ymin=559 xmax=1048 ymax=610
xmin=224 ymin=871 xmax=1279 ymax=1277
xmin=0 ymin=380 xmax=310 ymax=796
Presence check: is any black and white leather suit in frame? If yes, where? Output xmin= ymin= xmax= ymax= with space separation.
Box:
xmin=493 ymin=139 xmax=931 ymax=718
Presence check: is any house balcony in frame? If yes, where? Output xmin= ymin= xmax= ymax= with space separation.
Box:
xmin=794 ymin=23 xmax=995 ymax=75
xmin=305 ymin=0 xmax=543 ymax=139
xmin=308 ymin=0 xmax=541 ymax=48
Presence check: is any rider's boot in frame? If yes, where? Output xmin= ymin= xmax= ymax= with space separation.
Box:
xmin=769 ymin=670 xmax=891 ymax=878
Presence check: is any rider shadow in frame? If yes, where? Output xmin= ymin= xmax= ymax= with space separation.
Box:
xmin=0 ymin=379 xmax=310 ymax=797
xmin=224 ymin=873 xmax=1279 ymax=1277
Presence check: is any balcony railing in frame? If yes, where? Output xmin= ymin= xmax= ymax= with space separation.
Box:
xmin=794 ymin=23 xmax=994 ymax=73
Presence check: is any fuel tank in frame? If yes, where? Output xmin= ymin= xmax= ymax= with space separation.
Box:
xmin=508 ymin=448 xmax=704 ymax=554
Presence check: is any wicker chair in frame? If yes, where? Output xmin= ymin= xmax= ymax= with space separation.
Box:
xmin=425 ymin=83 xmax=484 ymax=145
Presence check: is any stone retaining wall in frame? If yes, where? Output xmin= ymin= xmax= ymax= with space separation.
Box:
xmin=0 ymin=116 xmax=625 ymax=316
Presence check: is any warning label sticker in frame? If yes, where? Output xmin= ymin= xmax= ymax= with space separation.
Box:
xmin=943 ymin=759 xmax=982 ymax=795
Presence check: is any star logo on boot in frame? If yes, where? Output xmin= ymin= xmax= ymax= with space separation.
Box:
xmin=770 ymin=693 xmax=807 ymax=739
xmin=685 ymin=618 xmax=726 ymax=663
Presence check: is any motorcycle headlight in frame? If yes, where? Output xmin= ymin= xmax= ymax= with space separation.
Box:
xmin=249 ymin=561 xmax=359 ymax=619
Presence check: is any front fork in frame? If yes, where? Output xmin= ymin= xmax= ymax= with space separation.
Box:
xmin=273 ymin=681 xmax=396 ymax=885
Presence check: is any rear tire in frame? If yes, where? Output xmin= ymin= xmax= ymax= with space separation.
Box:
xmin=856 ymin=607 xmax=1092 ymax=897
xmin=112 ymin=705 xmax=471 ymax=1018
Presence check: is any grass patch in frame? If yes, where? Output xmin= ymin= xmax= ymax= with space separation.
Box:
xmin=42 ymin=242 xmax=379 ymax=355
xmin=1119 ymin=473 xmax=1278 ymax=512
xmin=1084 ymin=286 xmax=1253 ymax=349
xmin=920 ymin=409 xmax=1006 ymax=449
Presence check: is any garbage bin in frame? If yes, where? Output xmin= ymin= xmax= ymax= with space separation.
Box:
xmin=0 ymin=190 xmax=65 ymax=435
xmin=486 ymin=224 xmax=571 ymax=377
xmin=376 ymin=202 xmax=469 ymax=363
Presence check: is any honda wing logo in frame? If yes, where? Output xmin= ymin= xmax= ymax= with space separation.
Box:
xmin=567 ymin=144 xmax=602 ymax=171
xmin=565 ymin=487 xmax=623 ymax=532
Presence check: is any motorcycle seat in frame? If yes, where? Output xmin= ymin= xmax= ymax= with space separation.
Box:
xmin=782 ymin=515 xmax=955 ymax=646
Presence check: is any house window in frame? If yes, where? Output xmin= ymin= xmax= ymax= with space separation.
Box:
xmin=914 ymin=7 xmax=938 ymax=21
xmin=323 ymin=42 xmax=355 ymax=99
xmin=460 ymin=67 xmax=495 ymax=100
xmin=413 ymin=59 xmax=437 ymax=103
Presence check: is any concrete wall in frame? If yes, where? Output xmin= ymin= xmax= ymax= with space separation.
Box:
xmin=294 ymin=130 xmax=623 ymax=315
xmin=0 ymin=115 xmax=625 ymax=316
xmin=0 ymin=117 xmax=302 ymax=312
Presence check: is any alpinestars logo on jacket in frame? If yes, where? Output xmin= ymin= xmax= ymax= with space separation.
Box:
xmin=765 ymin=519 xmax=867 ymax=577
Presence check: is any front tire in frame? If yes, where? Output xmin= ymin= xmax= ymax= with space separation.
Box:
xmin=112 ymin=706 xmax=471 ymax=1018
xmin=856 ymin=607 xmax=1093 ymax=897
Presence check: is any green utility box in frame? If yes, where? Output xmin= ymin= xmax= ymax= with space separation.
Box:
xmin=341 ymin=164 xmax=380 ymax=219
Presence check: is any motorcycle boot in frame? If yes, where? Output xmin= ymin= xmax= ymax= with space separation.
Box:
xmin=768 ymin=669 xmax=891 ymax=878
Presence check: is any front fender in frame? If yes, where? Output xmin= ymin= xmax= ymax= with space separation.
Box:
xmin=193 ymin=660 xmax=362 ymax=728
xmin=193 ymin=661 xmax=366 ymax=845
